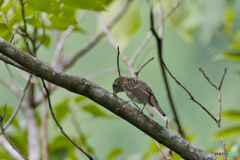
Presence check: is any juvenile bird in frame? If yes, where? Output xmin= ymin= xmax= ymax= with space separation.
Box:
xmin=112 ymin=76 xmax=166 ymax=116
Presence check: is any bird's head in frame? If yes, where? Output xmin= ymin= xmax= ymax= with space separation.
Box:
xmin=112 ymin=76 xmax=127 ymax=95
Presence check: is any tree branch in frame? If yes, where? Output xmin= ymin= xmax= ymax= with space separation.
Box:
xmin=0 ymin=38 xmax=218 ymax=160
xmin=150 ymin=7 xmax=185 ymax=138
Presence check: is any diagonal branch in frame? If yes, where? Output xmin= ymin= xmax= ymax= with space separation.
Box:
xmin=96 ymin=13 xmax=135 ymax=76
xmin=0 ymin=38 xmax=218 ymax=160
xmin=63 ymin=0 xmax=132 ymax=70
xmin=52 ymin=11 xmax=88 ymax=68
xmin=0 ymin=104 xmax=28 ymax=160
xmin=0 ymin=75 xmax=32 ymax=135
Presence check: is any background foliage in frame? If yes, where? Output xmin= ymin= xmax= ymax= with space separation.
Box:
xmin=0 ymin=0 xmax=240 ymax=159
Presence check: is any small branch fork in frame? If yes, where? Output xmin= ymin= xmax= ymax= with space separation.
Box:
xmin=150 ymin=6 xmax=185 ymax=139
xmin=0 ymin=104 xmax=28 ymax=160
xmin=40 ymin=79 xmax=93 ymax=160
xmin=199 ymin=68 xmax=227 ymax=160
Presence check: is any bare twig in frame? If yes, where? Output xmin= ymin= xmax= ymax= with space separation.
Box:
xmin=0 ymin=75 xmax=32 ymax=135
xmin=0 ymin=136 xmax=25 ymax=160
xmin=0 ymin=74 xmax=20 ymax=96
xmin=150 ymin=7 xmax=185 ymax=138
xmin=10 ymin=35 xmax=14 ymax=43
xmin=63 ymin=0 xmax=132 ymax=70
xmin=117 ymin=46 xmax=121 ymax=77
xmin=5 ymin=64 xmax=21 ymax=90
xmin=52 ymin=11 xmax=88 ymax=68
xmin=145 ymin=106 xmax=170 ymax=160
xmin=158 ymin=0 xmax=163 ymax=38
xmin=130 ymin=1 xmax=182 ymax=65
xmin=19 ymin=0 xmax=33 ymax=43
xmin=41 ymin=79 xmax=93 ymax=160
xmin=0 ymin=104 xmax=28 ymax=160
xmin=199 ymin=68 xmax=227 ymax=160
xmin=96 ymin=13 xmax=135 ymax=76
xmin=135 ymin=57 xmax=154 ymax=78
xmin=35 ymin=14 xmax=46 ymax=51
xmin=162 ymin=64 xmax=218 ymax=123
xmin=84 ymin=68 xmax=118 ymax=80
xmin=219 ymin=68 xmax=227 ymax=89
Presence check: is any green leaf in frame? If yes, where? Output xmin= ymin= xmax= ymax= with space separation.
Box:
xmin=37 ymin=34 xmax=51 ymax=48
xmin=50 ymin=147 xmax=69 ymax=160
xmin=25 ymin=14 xmax=42 ymax=28
xmin=60 ymin=0 xmax=113 ymax=11
xmin=105 ymin=148 xmax=123 ymax=160
xmin=223 ymin=51 xmax=240 ymax=62
xmin=51 ymin=135 xmax=75 ymax=150
xmin=0 ymin=0 xmax=4 ymax=8
xmin=143 ymin=140 xmax=160 ymax=159
xmin=213 ymin=125 xmax=240 ymax=139
xmin=49 ymin=15 xmax=77 ymax=30
xmin=223 ymin=110 xmax=240 ymax=120
xmin=8 ymin=4 xmax=36 ymax=27
xmin=27 ymin=0 xmax=60 ymax=15
xmin=0 ymin=105 xmax=19 ymax=129
xmin=0 ymin=0 xmax=14 ymax=13
xmin=82 ymin=104 xmax=115 ymax=118
xmin=54 ymin=98 xmax=69 ymax=122
xmin=103 ymin=1 xmax=141 ymax=49
xmin=75 ymin=96 xmax=88 ymax=103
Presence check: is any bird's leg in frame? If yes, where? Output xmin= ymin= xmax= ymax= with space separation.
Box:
xmin=141 ymin=104 xmax=146 ymax=113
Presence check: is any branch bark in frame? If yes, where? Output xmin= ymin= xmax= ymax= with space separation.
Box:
xmin=0 ymin=38 xmax=218 ymax=160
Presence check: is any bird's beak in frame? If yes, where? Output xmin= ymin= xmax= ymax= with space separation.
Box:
xmin=113 ymin=91 xmax=116 ymax=96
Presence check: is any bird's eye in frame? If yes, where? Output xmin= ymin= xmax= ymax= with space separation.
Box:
xmin=113 ymin=84 xmax=116 ymax=88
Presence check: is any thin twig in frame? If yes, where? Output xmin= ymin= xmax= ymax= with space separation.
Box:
xmin=84 ymin=68 xmax=118 ymax=80
xmin=0 ymin=74 xmax=20 ymax=96
xmin=219 ymin=68 xmax=227 ymax=89
xmin=35 ymin=14 xmax=46 ymax=51
xmin=130 ymin=0 xmax=182 ymax=65
xmin=63 ymin=0 xmax=132 ymax=70
xmin=96 ymin=13 xmax=135 ymax=76
xmin=162 ymin=63 xmax=218 ymax=123
xmin=5 ymin=64 xmax=22 ymax=90
xmin=0 ymin=104 xmax=28 ymax=160
xmin=117 ymin=46 xmax=121 ymax=77
xmin=41 ymin=79 xmax=93 ymax=160
xmin=135 ymin=57 xmax=154 ymax=78
xmin=10 ymin=35 xmax=14 ymax=43
xmin=145 ymin=106 xmax=170 ymax=160
xmin=0 ymin=75 xmax=32 ymax=135
xmin=19 ymin=0 xmax=33 ymax=43
xmin=0 ymin=136 xmax=25 ymax=160
xmin=199 ymin=68 xmax=218 ymax=89
xmin=150 ymin=7 xmax=185 ymax=138
xmin=52 ymin=11 xmax=88 ymax=68
xmin=199 ymin=68 xmax=227 ymax=160
xmin=158 ymin=0 xmax=163 ymax=38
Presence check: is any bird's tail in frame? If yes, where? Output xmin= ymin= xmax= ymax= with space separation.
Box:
xmin=150 ymin=96 xmax=166 ymax=116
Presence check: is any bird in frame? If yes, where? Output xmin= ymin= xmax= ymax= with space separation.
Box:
xmin=112 ymin=76 xmax=166 ymax=116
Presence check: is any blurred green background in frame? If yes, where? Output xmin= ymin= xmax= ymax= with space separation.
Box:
xmin=0 ymin=0 xmax=240 ymax=159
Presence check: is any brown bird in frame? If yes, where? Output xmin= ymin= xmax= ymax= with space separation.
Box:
xmin=112 ymin=76 xmax=166 ymax=116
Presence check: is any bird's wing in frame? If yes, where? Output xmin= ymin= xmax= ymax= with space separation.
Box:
xmin=123 ymin=78 xmax=154 ymax=106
